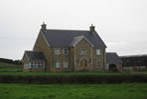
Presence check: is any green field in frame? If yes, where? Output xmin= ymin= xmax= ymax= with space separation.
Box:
xmin=0 ymin=71 xmax=147 ymax=76
xmin=0 ymin=62 xmax=147 ymax=99
xmin=0 ymin=71 xmax=122 ymax=75
xmin=0 ymin=83 xmax=147 ymax=99
xmin=0 ymin=62 xmax=22 ymax=72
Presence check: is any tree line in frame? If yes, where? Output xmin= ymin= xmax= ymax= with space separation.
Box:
xmin=0 ymin=58 xmax=22 ymax=65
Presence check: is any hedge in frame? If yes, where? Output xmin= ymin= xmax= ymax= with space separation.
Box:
xmin=0 ymin=75 xmax=147 ymax=84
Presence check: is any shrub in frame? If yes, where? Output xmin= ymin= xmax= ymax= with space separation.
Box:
xmin=0 ymin=75 xmax=147 ymax=84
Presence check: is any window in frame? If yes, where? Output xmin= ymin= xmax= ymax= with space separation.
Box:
xmin=24 ymin=64 xmax=27 ymax=69
xmin=56 ymin=61 xmax=61 ymax=68
xmin=81 ymin=48 xmax=86 ymax=56
xmin=55 ymin=49 xmax=60 ymax=55
xmin=24 ymin=63 xmax=31 ymax=69
xmin=64 ymin=62 xmax=68 ymax=68
xmin=38 ymin=62 xmax=41 ymax=68
xmin=41 ymin=61 xmax=45 ymax=68
xmin=35 ymin=62 xmax=39 ymax=68
xmin=63 ymin=48 xmax=69 ymax=55
xmin=32 ymin=62 xmax=36 ymax=68
xmin=28 ymin=62 xmax=31 ymax=68
xmin=96 ymin=49 xmax=101 ymax=55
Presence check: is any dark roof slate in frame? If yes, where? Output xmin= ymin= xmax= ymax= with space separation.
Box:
xmin=106 ymin=53 xmax=122 ymax=64
xmin=25 ymin=51 xmax=45 ymax=61
xmin=42 ymin=29 xmax=106 ymax=48
xmin=120 ymin=54 xmax=147 ymax=58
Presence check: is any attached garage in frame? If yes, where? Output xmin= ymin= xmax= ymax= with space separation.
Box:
xmin=106 ymin=53 xmax=122 ymax=72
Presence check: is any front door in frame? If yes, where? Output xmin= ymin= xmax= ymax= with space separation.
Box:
xmin=80 ymin=59 xmax=87 ymax=71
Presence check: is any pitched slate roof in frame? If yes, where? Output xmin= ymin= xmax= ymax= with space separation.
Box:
xmin=42 ymin=29 xmax=106 ymax=48
xmin=106 ymin=53 xmax=122 ymax=64
xmin=70 ymin=35 xmax=94 ymax=47
xmin=25 ymin=51 xmax=45 ymax=61
xmin=120 ymin=54 xmax=147 ymax=58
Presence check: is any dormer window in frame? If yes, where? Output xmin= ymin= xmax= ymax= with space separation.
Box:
xmin=96 ymin=49 xmax=101 ymax=55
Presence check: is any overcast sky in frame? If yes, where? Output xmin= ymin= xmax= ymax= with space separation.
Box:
xmin=0 ymin=0 xmax=147 ymax=60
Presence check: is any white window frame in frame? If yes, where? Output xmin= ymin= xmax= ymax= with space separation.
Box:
xmin=35 ymin=62 xmax=39 ymax=68
xmin=24 ymin=64 xmax=28 ymax=69
xmin=39 ymin=62 xmax=42 ymax=68
xmin=28 ymin=62 xmax=31 ymax=68
xmin=55 ymin=48 xmax=60 ymax=55
xmin=64 ymin=62 xmax=68 ymax=68
xmin=63 ymin=48 xmax=69 ymax=55
xmin=41 ymin=61 xmax=45 ymax=68
xmin=24 ymin=63 xmax=31 ymax=69
xmin=56 ymin=61 xmax=61 ymax=68
xmin=81 ymin=48 xmax=86 ymax=56
xmin=96 ymin=49 xmax=101 ymax=55
xmin=32 ymin=62 xmax=36 ymax=68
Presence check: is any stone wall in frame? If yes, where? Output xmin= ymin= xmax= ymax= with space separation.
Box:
xmin=33 ymin=32 xmax=51 ymax=72
xmin=22 ymin=54 xmax=30 ymax=72
xmin=116 ymin=64 xmax=123 ymax=72
xmin=52 ymin=48 xmax=72 ymax=72
xmin=73 ymin=38 xmax=105 ymax=72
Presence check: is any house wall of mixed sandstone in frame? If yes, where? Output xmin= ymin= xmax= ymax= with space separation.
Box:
xmin=116 ymin=64 xmax=122 ymax=72
xmin=23 ymin=55 xmax=30 ymax=72
xmin=33 ymin=32 xmax=72 ymax=72
xmin=72 ymin=38 xmax=105 ymax=72
xmin=52 ymin=48 xmax=72 ymax=72
xmin=33 ymin=32 xmax=51 ymax=72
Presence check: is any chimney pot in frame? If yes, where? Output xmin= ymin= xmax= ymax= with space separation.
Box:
xmin=90 ymin=24 xmax=95 ymax=32
xmin=41 ymin=22 xmax=46 ymax=31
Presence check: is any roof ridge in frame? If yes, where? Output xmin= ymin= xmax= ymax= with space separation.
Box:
xmin=106 ymin=52 xmax=117 ymax=54
xmin=45 ymin=29 xmax=90 ymax=32
xmin=25 ymin=51 xmax=42 ymax=53
xmin=120 ymin=54 xmax=147 ymax=57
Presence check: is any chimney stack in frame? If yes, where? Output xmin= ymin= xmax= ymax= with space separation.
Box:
xmin=41 ymin=22 xmax=46 ymax=31
xmin=90 ymin=24 xmax=95 ymax=32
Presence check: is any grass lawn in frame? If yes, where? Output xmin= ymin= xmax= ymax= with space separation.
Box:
xmin=0 ymin=83 xmax=147 ymax=99
xmin=0 ymin=62 xmax=20 ymax=67
xmin=0 ymin=71 xmax=122 ymax=76
xmin=0 ymin=62 xmax=22 ymax=72
xmin=0 ymin=71 xmax=147 ymax=76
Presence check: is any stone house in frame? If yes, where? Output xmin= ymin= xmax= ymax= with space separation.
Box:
xmin=22 ymin=23 xmax=108 ymax=72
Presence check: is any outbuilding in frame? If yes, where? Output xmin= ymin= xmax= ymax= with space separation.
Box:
xmin=106 ymin=53 xmax=122 ymax=72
